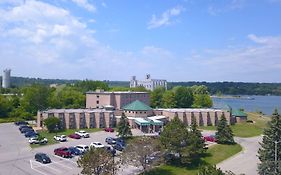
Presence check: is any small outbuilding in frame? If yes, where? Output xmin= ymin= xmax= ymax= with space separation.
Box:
xmin=232 ymin=109 xmax=248 ymax=122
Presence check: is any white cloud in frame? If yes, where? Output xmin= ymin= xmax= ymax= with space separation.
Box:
xmin=142 ymin=46 xmax=173 ymax=58
xmin=182 ymin=34 xmax=281 ymax=82
xmin=147 ymin=6 xmax=185 ymax=29
xmin=101 ymin=2 xmax=107 ymax=8
xmin=71 ymin=0 xmax=96 ymax=12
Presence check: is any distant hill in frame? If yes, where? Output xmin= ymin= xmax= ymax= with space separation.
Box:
xmin=1 ymin=76 xmax=281 ymax=95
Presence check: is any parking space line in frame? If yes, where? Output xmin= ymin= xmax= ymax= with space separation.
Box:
xmin=30 ymin=160 xmax=63 ymax=174
xmin=30 ymin=160 xmax=48 ymax=175
xmin=52 ymin=155 xmax=78 ymax=165
xmin=52 ymin=161 xmax=73 ymax=169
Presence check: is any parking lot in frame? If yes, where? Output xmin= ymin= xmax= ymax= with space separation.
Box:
xmin=0 ymin=123 xmax=124 ymax=175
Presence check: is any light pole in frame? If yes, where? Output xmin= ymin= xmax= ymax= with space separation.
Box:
xmin=275 ymin=140 xmax=281 ymax=174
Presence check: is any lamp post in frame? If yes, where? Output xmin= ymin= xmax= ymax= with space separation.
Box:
xmin=275 ymin=141 xmax=281 ymax=173
xmin=55 ymin=124 xmax=58 ymax=136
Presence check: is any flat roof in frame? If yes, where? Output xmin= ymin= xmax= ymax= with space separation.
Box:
xmin=86 ymin=91 xmax=149 ymax=94
xmin=156 ymin=108 xmax=226 ymax=112
xmin=148 ymin=116 xmax=167 ymax=120
xmin=41 ymin=108 xmax=113 ymax=113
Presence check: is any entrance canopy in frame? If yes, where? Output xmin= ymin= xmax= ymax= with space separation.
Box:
xmin=134 ymin=117 xmax=163 ymax=126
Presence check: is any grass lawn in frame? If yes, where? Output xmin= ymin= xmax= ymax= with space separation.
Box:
xmin=0 ymin=117 xmax=16 ymax=123
xmin=31 ymin=128 xmax=103 ymax=148
xmin=199 ymin=112 xmax=270 ymax=137
xmin=146 ymin=144 xmax=242 ymax=175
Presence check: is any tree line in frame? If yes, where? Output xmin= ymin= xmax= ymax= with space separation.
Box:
xmin=150 ymin=85 xmax=213 ymax=108
xmin=0 ymin=81 xmax=213 ymax=120
xmin=2 ymin=76 xmax=281 ymax=95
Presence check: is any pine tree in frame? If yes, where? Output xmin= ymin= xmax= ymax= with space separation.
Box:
xmin=182 ymin=116 xmax=205 ymax=164
xmin=258 ymin=109 xmax=281 ymax=175
xmin=216 ymin=114 xmax=235 ymax=144
xmin=117 ymin=113 xmax=132 ymax=138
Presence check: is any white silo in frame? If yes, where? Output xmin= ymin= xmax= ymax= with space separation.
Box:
xmin=2 ymin=69 xmax=11 ymax=88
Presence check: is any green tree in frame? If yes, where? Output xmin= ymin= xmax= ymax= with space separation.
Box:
xmin=55 ymin=87 xmax=85 ymax=108
xmin=216 ymin=114 xmax=235 ymax=144
xmin=117 ymin=113 xmax=132 ymax=138
xmin=182 ymin=116 xmax=205 ymax=164
xmin=0 ymin=95 xmax=13 ymax=117
xmin=44 ymin=117 xmax=61 ymax=133
xmin=77 ymin=148 xmax=116 ymax=175
xmin=198 ymin=165 xmax=225 ymax=175
xmin=74 ymin=80 xmax=109 ymax=93
xmin=20 ymin=84 xmax=51 ymax=115
xmin=258 ymin=109 xmax=281 ymax=175
xmin=130 ymin=86 xmax=149 ymax=92
xmin=162 ymin=91 xmax=176 ymax=108
xmin=160 ymin=116 xmax=190 ymax=164
xmin=173 ymin=86 xmax=194 ymax=108
xmin=150 ymin=87 xmax=165 ymax=108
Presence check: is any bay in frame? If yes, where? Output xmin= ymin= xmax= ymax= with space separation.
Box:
xmin=212 ymin=95 xmax=281 ymax=115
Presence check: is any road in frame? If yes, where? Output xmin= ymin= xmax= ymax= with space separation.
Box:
xmin=217 ymin=136 xmax=262 ymax=175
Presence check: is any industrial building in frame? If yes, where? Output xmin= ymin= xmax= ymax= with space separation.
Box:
xmin=130 ymin=74 xmax=167 ymax=91
xmin=2 ymin=69 xmax=11 ymax=88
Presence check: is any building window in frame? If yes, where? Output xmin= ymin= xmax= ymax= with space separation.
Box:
xmin=96 ymin=100 xmax=99 ymax=104
xmin=140 ymin=112 xmax=142 ymax=114
xmin=97 ymin=95 xmax=99 ymax=98
xmin=144 ymin=112 xmax=146 ymax=114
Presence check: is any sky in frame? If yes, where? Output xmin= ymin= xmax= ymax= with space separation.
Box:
xmin=0 ymin=0 xmax=281 ymax=82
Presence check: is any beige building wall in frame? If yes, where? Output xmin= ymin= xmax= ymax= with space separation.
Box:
xmin=86 ymin=90 xmax=150 ymax=110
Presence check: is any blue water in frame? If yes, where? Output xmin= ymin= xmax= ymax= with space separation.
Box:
xmin=212 ymin=95 xmax=281 ymax=115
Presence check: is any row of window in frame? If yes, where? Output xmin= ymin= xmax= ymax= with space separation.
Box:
xmin=125 ymin=110 xmax=147 ymax=114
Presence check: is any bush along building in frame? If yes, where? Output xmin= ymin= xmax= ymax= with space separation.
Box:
xmin=37 ymin=89 xmax=244 ymax=133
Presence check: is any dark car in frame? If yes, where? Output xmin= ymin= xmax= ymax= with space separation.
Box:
xmin=105 ymin=137 xmax=116 ymax=144
xmin=115 ymin=138 xmax=125 ymax=146
xmin=68 ymin=147 xmax=82 ymax=156
xmin=15 ymin=121 xmax=28 ymax=126
xmin=25 ymin=131 xmax=38 ymax=138
xmin=19 ymin=125 xmax=32 ymax=132
xmin=54 ymin=147 xmax=72 ymax=158
xmin=113 ymin=143 xmax=125 ymax=151
xmin=21 ymin=128 xmax=34 ymax=134
xmin=104 ymin=146 xmax=116 ymax=156
xmin=104 ymin=127 xmax=114 ymax=132
xmin=35 ymin=153 xmax=51 ymax=164
xmin=68 ymin=134 xmax=81 ymax=139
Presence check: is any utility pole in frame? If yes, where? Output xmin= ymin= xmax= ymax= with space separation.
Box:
xmin=275 ymin=141 xmax=279 ymax=174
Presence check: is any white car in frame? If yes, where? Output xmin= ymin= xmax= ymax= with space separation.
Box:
xmin=29 ymin=137 xmax=48 ymax=144
xmin=90 ymin=142 xmax=104 ymax=148
xmin=75 ymin=130 xmax=90 ymax=138
xmin=54 ymin=135 xmax=67 ymax=142
xmin=75 ymin=145 xmax=89 ymax=153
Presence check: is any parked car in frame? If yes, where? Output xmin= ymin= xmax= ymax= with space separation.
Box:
xmin=20 ymin=127 xmax=34 ymax=134
xmin=104 ymin=127 xmax=114 ymax=132
xmin=25 ymin=131 xmax=38 ymax=138
xmin=75 ymin=145 xmax=89 ymax=154
xmin=54 ymin=135 xmax=67 ymax=142
xmin=104 ymin=146 xmax=116 ymax=156
xmin=35 ymin=153 xmax=51 ymax=164
xmin=115 ymin=138 xmax=125 ymax=146
xmin=68 ymin=147 xmax=82 ymax=156
xmin=54 ymin=147 xmax=72 ymax=158
xmin=113 ymin=143 xmax=125 ymax=151
xmin=14 ymin=121 xmax=28 ymax=126
xmin=68 ymin=133 xmax=81 ymax=139
xmin=75 ymin=130 xmax=90 ymax=138
xmin=29 ymin=137 xmax=48 ymax=144
xmin=90 ymin=142 xmax=104 ymax=148
xmin=105 ymin=137 xmax=116 ymax=144
xmin=203 ymin=135 xmax=217 ymax=142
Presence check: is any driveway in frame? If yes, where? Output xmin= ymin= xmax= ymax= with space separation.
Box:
xmin=217 ymin=136 xmax=262 ymax=175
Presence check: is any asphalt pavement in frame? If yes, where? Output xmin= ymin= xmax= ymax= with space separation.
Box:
xmin=217 ymin=136 xmax=261 ymax=175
